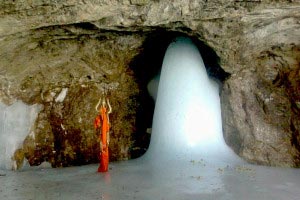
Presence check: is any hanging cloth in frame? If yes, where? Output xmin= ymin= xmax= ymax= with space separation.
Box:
xmin=94 ymin=103 xmax=110 ymax=172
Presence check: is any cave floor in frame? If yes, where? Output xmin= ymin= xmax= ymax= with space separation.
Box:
xmin=1 ymin=155 xmax=300 ymax=200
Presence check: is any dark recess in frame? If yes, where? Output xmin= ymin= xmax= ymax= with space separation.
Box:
xmin=129 ymin=30 xmax=228 ymax=158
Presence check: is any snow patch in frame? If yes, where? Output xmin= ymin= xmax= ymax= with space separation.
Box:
xmin=0 ymin=101 xmax=41 ymax=170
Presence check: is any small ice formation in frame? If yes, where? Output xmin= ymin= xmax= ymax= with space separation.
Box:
xmin=145 ymin=37 xmax=238 ymax=162
xmin=0 ymin=101 xmax=41 ymax=169
xmin=147 ymin=74 xmax=160 ymax=101
xmin=55 ymin=88 xmax=68 ymax=102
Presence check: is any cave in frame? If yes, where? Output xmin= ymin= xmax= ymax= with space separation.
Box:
xmin=1 ymin=1 xmax=300 ymax=199
xmin=0 ymin=27 xmax=230 ymax=169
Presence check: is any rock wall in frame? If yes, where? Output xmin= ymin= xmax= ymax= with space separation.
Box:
xmin=222 ymin=45 xmax=300 ymax=167
xmin=0 ymin=0 xmax=299 ymax=168
xmin=0 ymin=27 xmax=147 ymax=168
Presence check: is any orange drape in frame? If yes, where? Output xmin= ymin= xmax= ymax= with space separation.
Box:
xmin=94 ymin=106 xmax=109 ymax=172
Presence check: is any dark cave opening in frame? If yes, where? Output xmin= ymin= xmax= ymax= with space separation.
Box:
xmin=129 ymin=30 xmax=229 ymax=158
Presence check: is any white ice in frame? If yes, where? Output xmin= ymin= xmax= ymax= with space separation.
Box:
xmin=0 ymin=38 xmax=300 ymax=200
xmin=0 ymin=101 xmax=41 ymax=170
xmin=145 ymin=37 xmax=239 ymax=162
xmin=55 ymin=88 xmax=68 ymax=103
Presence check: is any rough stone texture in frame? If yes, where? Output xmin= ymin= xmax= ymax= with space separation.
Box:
xmin=221 ymin=44 xmax=300 ymax=167
xmin=0 ymin=28 xmax=145 ymax=168
xmin=0 ymin=0 xmax=300 ymax=167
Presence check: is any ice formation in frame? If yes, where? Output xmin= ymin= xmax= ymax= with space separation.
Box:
xmin=0 ymin=101 xmax=41 ymax=169
xmin=145 ymin=37 xmax=239 ymax=162
xmin=55 ymin=88 xmax=68 ymax=102
xmin=147 ymin=74 xmax=160 ymax=101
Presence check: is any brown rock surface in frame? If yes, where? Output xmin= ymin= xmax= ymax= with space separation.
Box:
xmin=0 ymin=0 xmax=299 ymax=167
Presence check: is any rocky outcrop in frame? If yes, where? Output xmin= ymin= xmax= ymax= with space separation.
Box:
xmin=0 ymin=0 xmax=299 ymax=168
xmin=222 ymin=45 xmax=300 ymax=167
